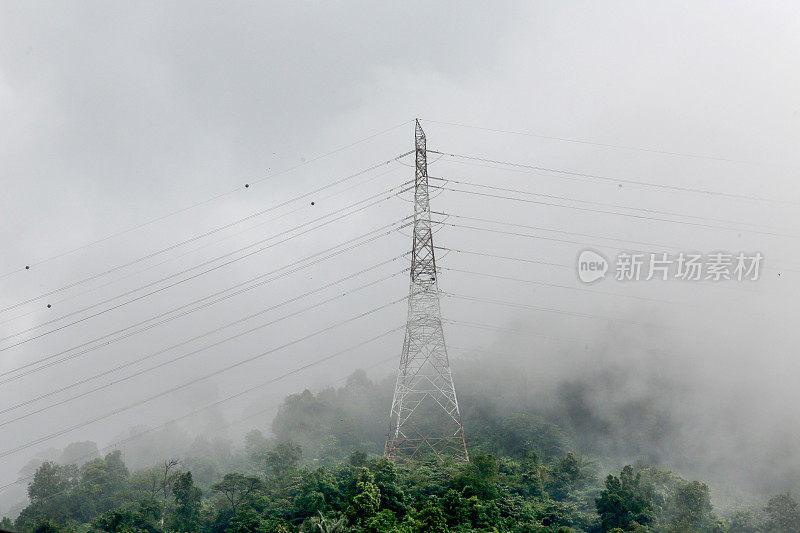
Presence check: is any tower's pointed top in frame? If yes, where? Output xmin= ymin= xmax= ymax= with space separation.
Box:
xmin=415 ymin=119 xmax=425 ymax=144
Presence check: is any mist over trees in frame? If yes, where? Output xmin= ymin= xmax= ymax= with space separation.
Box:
xmin=3 ymin=355 xmax=800 ymax=532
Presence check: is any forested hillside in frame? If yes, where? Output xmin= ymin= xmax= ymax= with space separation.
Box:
xmin=4 ymin=364 xmax=800 ymax=532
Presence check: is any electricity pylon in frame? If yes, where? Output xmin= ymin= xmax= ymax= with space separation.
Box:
xmin=385 ymin=120 xmax=468 ymax=462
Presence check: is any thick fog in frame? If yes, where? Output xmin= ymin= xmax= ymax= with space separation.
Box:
xmin=2 ymin=1 xmax=800 ymax=517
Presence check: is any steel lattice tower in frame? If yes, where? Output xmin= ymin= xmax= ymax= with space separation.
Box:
xmin=385 ymin=120 xmax=468 ymax=462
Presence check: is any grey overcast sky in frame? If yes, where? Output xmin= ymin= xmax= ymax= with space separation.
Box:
xmin=2 ymin=0 xmax=800 ymax=506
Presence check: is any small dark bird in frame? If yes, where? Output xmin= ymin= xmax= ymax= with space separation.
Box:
xmin=47 ymin=304 xmax=51 ymax=308
xmin=245 ymin=183 xmax=249 ymax=188
xmin=311 ymin=201 xmax=315 ymax=205
xmin=25 ymin=265 xmax=30 ymax=270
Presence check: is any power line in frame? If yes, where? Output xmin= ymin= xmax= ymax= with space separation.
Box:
xmin=436 ymin=243 xmax=772 ymax=302
xmin=0 ymin=270 xmax=406 ymax=426
xmin=0 ymin=325 xmax=404 ymax=492
xmin=0 ymin=256 xmax=403 ymax=392
xmin=437 ymin=223 xmax=766 ymax=295
xmin=433 ymin=212 xmax=797 ymax=274
xmin=0 ymin=193 xmax=411 ymax=348
xmin=428 ymin=150 xmax=800 ymax=206
xmin=441 ymin=220 xmax=654 ymax=253
xmin=429 ymin=183 xmax=800 ymax=239
xmin=1 ymin=174 xmax=411 ymax=316
xmin=0 ymin=165 xmax=406 ymax=328
xmin=442 ymin=318 xmax=595 ymax=345
xmin=440 ymin=292 xmax=693 ymax=331
xmin=0 ymin=298 xmax=406 ymax=459
xmin=420 ymin=118 xmax=772 ymax=166
xmin=434 ymin=246 xmax=571 ymax=269
xmin=1 ymin=121 xmax=414 ymax=279
xmin=0 ymin=182 xmax=408 ymax=341
xmin=439 ymin=266 xmax=692 ymax=307
xmin=443 ymin=318 xmax=670 ymax=358
xmin=211 ymin=353 xmax=401 ymax=436
xmin=0 ymin=221 xmax=408 ymax=382
xmin=429 ymin=175 xmax=800 ymax=234
xmin=448 ymin=344 xmax=525 ymax=360
xmin=434 ymin=212 xmax=678 ymax=251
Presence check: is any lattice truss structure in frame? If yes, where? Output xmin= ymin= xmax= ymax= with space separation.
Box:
xmin=385 ymin=120 xmax=468 ymax=462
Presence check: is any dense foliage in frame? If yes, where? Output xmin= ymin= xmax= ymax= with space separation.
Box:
xmin=3 ymin=370 xmax=798 ymax=532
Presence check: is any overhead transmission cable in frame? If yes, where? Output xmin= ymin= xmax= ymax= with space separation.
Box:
xmin=1 ymin=180 xmax=410 ymax=336
xmin=436 ymin=222 xmax=765 ymax=295
xmin=419 ymin=118 xmax=774 ymax=167
xmin=429 ymin=176 xmax=800 ymax=234
xmin=433 ymin=211 xmax=681 ymax=251
xmin=440 ymin=292 xmax=693 ymax=331
xmin=0 ymin=188 xmax=412 ymax=348
xmin=0 ymin=256 xmax=404 ymax=389
xmin=432 ymin=212 xmax=796 ymax=273
xmin=443 ymin=318 xmax=670 ymax=356
xmin=0 ymin=298 xmax=406 ymax=459
xmin=0 ymin=120 xmax=413 ymax=279
xmin=434 ymin=246 xmax=571 ymax=269
xmin=0 ymin=218 xmax=410 ymax=380
xmin=428 ymin=183 xmax=800 ymax=239
xmin=428 ymin=149 xmax=800 ymax=205
xmin=442 ymin=318 xmax=596 ymax=345
xmin=0 ymin=324 xmax=404 ymax=492
xmin=0 ymin=269 xmax=406 ymax=425
xmin=1 ymin=159 xmax=412 ymax=315
xmin=439 ymin=266 xmax=692 ymax=307
xmin=0 ymin=164 xmax=407 ymax=329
